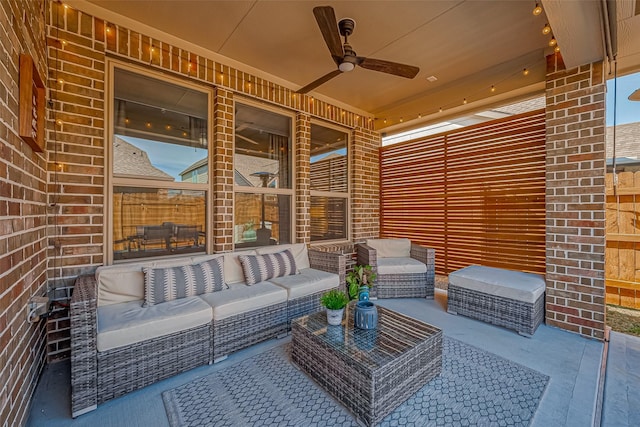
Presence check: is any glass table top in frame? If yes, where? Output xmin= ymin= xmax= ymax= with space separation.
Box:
xmin=292 ymin=304 xmax=442 ymax=371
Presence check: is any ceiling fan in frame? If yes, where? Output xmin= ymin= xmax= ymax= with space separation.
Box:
xmin=297 ymin=6 xmax=420 ymax=94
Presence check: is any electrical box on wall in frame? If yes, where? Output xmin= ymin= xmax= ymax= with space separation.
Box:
xmin=27 ymin=296 xmax=49 ymax=323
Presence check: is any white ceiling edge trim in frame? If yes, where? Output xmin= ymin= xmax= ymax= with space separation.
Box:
xmin=542 ymin=0 xmax=606 ymax=69
xmin=65 ymin=0 xmax=372 ymax=118
xmin=380 ymin=82 xmax=546 ymax=136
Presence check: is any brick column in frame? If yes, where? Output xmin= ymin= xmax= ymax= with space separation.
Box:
xmin=295 ymin=113 xmax=311 ymax=243
xmin=545 ymin=53 xmax=606 ymax=339
xmin=351 ymin=127 xmax=381 ymax=242
xmin=213 ymin=87 xmax=234 ymax=252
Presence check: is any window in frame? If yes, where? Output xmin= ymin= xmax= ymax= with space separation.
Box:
xmin=310 ymin=123 xmax=349 ymax=241
xmin=110 ymin=66 xmax=210 ymax=261
xmin=234 ymin=103 xmax=293 ymax=248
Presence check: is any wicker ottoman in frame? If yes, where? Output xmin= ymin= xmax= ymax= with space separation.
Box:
xmin=447 ymin=265 xmax=545 ymax=337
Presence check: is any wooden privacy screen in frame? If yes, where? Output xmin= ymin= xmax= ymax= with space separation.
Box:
xmin=605 ymin=172 xmax=640 ymax=308
xmin=380 ymin=109 xmax=546 ymax=276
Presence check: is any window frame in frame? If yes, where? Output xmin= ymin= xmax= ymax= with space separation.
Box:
xmin=233 ymin=98 xmax=296 ymax=248
xmin=309 ymin=119 xmax=351 ymax=243
xmin=105 ymin=60 xmax=214 ymax=264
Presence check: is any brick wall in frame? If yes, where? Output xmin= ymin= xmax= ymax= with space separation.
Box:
xmin=38 ymin=2 xmax=381 ymax=365
xmin=351 ymin=127 xmax=381 ymax=242
xmin=295 ymin=113 xmax=311 ymax=243
xmin=0 ymin=1 xmax=49 ymax=425
xmin=545 ymin=53 xmax=607 ymax=339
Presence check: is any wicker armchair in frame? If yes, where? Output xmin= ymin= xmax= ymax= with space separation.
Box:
xmin=356 ymin=238 xmax=435 ymax=299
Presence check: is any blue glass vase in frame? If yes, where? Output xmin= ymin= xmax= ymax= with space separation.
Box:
xmin=354 ymin=301 xmax=378 ymax=330
xmin=358 ymin=286 xmax=370 ymax=301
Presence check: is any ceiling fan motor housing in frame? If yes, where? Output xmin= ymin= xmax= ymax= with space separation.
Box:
xmin=338 ymin=18 xmax=355 ymax=37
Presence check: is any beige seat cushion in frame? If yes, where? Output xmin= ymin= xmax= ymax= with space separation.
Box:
xmin=96 ymin=296 xmax=212 ymax=352
xmin=199 ymin=281 xmax=287 ymax=320
xmin=376 ymin=257 xmax=427 ymax=275
xmin=366 ymin=238 xmax=411 ymax=258
xmin=257 ymin=243 xmax=310 ymax=270
xmin=268 ymin=268 xmax=339 ymax=299
xmin=449 ymin=265 xmax=545 ymax=304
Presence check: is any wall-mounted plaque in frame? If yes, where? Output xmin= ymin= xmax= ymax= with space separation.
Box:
xmin=19 ymin=54 xmax=45 ymax=152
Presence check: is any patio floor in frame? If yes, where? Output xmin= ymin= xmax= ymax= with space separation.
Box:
xmin=25 ymin=290 xmax=638 ymax=426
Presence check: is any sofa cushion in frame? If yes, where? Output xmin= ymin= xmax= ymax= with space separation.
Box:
xmin=268 ymin=268 xmax=339 ymax=300
xmin=238 ymin=250 xmax=297 ymax=285
xmin=96 ymin=264 xmax=145 ymax=307
xmin=199 ymin=281 xmax=287 ymax=320
xmin=367 ymin=238 xmax=411 ymax=258
xmin=257 ymin=243 xmax=310 ymax=271
xmin=223 ymin=250 xmax=257 ymax=285
xmin=96 ymin=296 xmax=212 ymax=352
xmin=376 ymin=257 xmax=427 ymax=275
xmin=144 ymin=257 xmax=226 ymax=306
xmin=448 ymin=265 xmax=546 ymax=304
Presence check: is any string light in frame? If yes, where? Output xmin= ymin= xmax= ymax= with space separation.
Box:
xmin=523 ymin=68 xmax=530 ymax=76
xmin=439 ymin=107 xmax=443 ymax=113
xmin=554 ymin=45 xmax=560 ymax=53
xmin=542 ymin=23 xmax=551 ymax=35
xmin=491 ymin=85 xmax=496 ymax=92
xmin=463 ymin=98 xmax=467 ymax=104
xmin=532 ymin=3 xmax=542 ymax=16
xmin=399 ymin=117 xmax=403 ymax=123
xmin=549 ymin=37 xmax=557 ymax=47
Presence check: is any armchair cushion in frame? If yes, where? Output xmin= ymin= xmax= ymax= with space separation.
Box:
xmin=376 ymin=257 xmax=428 ymax=275
xmin=366 ymin=238 xmax=411 ymax=258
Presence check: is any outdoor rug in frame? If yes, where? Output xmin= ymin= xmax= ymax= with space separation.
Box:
xmin=162 ymin=337 xmax=549 ymax=427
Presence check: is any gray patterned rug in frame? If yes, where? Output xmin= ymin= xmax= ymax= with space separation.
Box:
xmin=162 ymin=337 xmax=548 ymax=427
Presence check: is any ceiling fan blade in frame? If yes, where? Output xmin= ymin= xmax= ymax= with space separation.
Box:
xmin=357 ymin=57 xmax=420 ymax=79
xmin=313 ymin=6 xmax=343 ymax=60
xmin=297 ymin=69 xmax=342 ymax=94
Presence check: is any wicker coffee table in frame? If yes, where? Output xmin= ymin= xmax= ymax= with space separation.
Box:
xmin=291 ymin=305 xmax=442 ymax=426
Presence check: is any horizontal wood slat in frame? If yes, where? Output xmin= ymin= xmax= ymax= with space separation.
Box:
xmin=380 ymin=109 xmax=546 ymax=276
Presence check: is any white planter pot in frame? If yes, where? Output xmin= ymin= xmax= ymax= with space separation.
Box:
xmin=326 ymin=308 xmax=345 ymax=326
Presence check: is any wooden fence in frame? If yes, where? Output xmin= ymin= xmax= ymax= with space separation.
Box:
xmin=380 ymin=109 xmax=547 ymax=276
xmin=606 ymin=171 xmax=640 ymax=308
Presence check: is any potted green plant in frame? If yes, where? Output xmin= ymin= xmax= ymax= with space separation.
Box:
xmin=347 ymin=264 xmax=377 ymax=301
xmin=320 ymin=289 xmax=349 ymax=325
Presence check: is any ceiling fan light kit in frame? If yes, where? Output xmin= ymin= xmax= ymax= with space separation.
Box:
xmin=297 ymin=6 xmax=420 ymax=94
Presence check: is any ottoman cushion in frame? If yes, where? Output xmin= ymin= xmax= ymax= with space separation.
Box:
xmin=449 ymin=265 xmax=545 ymax=304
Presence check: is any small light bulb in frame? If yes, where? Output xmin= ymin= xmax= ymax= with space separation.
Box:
xmin=58 ymin=79 xmax=64 ymax=85
xmin=146 ymin=122 xmax=151 ymax=128
xmin=463 ymin=98 xmax=467 ymax=104
xmin=523 ymin=68 xmax=530 ymax=76
xmin=491 ymin=85 xmax=496 ymax=92
xmin=400 ymin=117 xmax=403 ymax=123
xmin=549 ymin=37 xmax=557 ymax=47
xmin=542 ymin=23 xmax=551 ymax=35
xmin=56 ymin=119 xmax=63 ymax=125
xmin=418 ymin=113 xmax=422 ymax=118
xmin=125 ymin=118 xmax=130 ymax=124
xmin=439 ymin=107 xmax=443 ymax=113
xmin=166 ymin=125 xmax=171 ymax=130
xmin=384 ymin=118 xmax=387 ymax=124
xmin=532 ymin=3 xmax=542 ymax=16
xmin=554 ymin=45 xmax=561 ymax=53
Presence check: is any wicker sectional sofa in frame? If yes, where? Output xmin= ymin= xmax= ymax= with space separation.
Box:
xmin=70 ymin=243 xmax=345 ymax=417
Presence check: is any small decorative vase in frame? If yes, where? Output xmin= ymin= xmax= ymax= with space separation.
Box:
xmin=358 ymin=286 xmax=370 ymax=301
xmin=354 ymin=301 xmax=378 ymax=329
xmin=326 ymin=308 xmax=345 ymax=326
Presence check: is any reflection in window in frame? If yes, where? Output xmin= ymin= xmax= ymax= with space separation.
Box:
xmin=234 ymin=103 xmax=291 ymax=188
xmin=310 ymin=197 xmax=347 ymax=241
xmin=310 ymin=123 xmax=349 ymax=241
xmin=111 ymin=67 xmax=210 ymax=261
xmin=113 ymin=68 xmax=208 ymax=182
xmin=234 ymin=193 xmax=291 ymax=248
xmin=113 ymin=187 xmax=206 ymax=260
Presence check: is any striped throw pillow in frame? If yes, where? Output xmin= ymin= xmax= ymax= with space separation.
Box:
xmin=143 ymin=257 xmax=226 ymax=306
xmin=238 ymin=249 xmax=297 ymax=285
